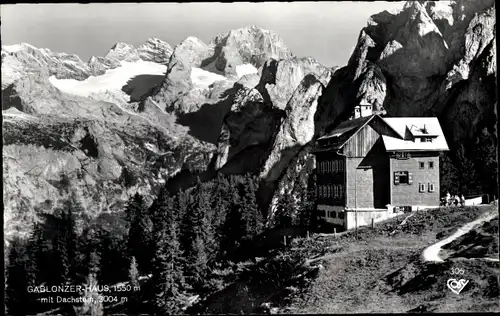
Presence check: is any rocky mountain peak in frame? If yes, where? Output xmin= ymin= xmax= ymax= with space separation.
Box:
xmin=105 ymin=42 xmax=139 ymax=62
xmin=137 ymin=37 xmax=173 ymax=65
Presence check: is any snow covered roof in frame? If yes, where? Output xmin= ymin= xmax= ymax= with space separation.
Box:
xmin=315 ymin=115 xmax=449 ymax=153
xmin=381 ymin=117 xmax=449 ymax=151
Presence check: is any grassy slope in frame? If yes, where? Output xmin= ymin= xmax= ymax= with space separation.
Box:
xmin=283 ymin=205 xmax=499 ymax=313
xmin=194 ymin=205 xmax=499 ymax=314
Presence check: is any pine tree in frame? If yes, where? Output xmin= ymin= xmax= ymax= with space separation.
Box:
xmin=182 ymin=180 xmax=211 ymax=290
xmin=53 ymin=213 xmax=71 ymax=285
xmin=126 ymin=193 xmax=153 ymax=274
xmin=64 ymin=196 xmax=81 ymax=280
xmin=128 ymin=256 xmax=141 ymax=310
xmin=440 ymin=151 xmax=459 ymax=196
xmin=274 ymin=191 xmax=295 ymax=229
xmin=75 ymin=273 xmax=104 ymax=316
xmin=6 ymin=238 xmax=31 ymax=316
xmin=89 ymin=250 xmax=101 ymax=276
xmin=471 ymin=127 xmax=498 ymax=196
xmin=150 ymin=187 xmax=186 ymax=314
xmin=455 ymin=145 xmax=478 ymax=196
xmin=240 ymin=175 xmax=264 ymax=241
xmin=129 ymin=256 xmax=140 ymax=290
xmin=295 ymin=181 xmax=314 ymax=229
xmin=221 ymin=184 xmax=246 ymax=258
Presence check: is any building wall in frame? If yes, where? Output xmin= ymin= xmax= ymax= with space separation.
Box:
xmin=345 ymin=208 xmax=402 ymax=230
xmin=343 ymin=124 xmax=380 ymax=157
xmin=317 ymin=205 xmax=345 ymax=228
xmin=346 ymin=158 xmax=375 ymax=209
xmin=390 ymin=154 xmax=440 ymax=207
xmin=345 ymin=139 xmax=390 ymax=209
xmin=315 ymin=152 xmax=346 ymax=206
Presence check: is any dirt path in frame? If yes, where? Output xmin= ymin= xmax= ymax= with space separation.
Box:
xmin=422 ymin=210 xmax=499 ymax=262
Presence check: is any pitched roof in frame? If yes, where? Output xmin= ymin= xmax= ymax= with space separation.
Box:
xmin=317 ymin=115 xmax=375 ymax=150
xmin=382 ymin=117 xmax=449 ymax=151
xmin=315 ymin=115 xmax=449 ymax=153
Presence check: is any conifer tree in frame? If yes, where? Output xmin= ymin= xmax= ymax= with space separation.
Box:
xmin=129 ymin=256 xmax=140 ymax=290
xmin=295 ymin=181 xmax=314 ymax=229
xmin=128 ymin=256 xmax=141 ymax=310
xmin=150 ymin=187 xmax=186 ymax=314
xmin=274 ymin=191 xmax=295 ymax=229
xmin=89 ymin=250 xmax=101 ymax=276
xmin=182 ymin=180 xmax=211 ymax=290
xmin=221 ymin=183 xmax=246 ymax=258
xmin=240 ymin=176 xmax=264 ymax=241
xmin=126 ymin=193 xmax=153 ymax=274
xmin=6 ymin=238 xmax=30 ymax=316
xmin=53 ymin=213 xmax=71 ymax=285
xmin=75 ymin=273 xmax=104 ymax=316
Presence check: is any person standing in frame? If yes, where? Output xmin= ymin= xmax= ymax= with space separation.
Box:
xmin=460 ymin=194 xmax=466 ymax=206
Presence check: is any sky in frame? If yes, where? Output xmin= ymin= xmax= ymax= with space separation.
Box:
xmin=1 ymin=2 xmax=405 ymax=67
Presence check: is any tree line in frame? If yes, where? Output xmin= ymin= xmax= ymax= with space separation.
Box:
xmin=5 ymin=173 xmax=316 ymax=315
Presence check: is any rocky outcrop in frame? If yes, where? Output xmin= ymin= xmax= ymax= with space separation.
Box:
xmin=2 ymin=43 xmax=91 ymax=83
xmin=1 ymin=38 xmax=173 ymax=82
xmin=215 ymin=58 xmax=332 ymax=171
xmin=138 ymin=38 xmax=173 ymax=65
xmin=207 ymin=25 xmax=293 ymax=76
xmin=214 ymin=56 xmax=332 ymax=216
xmin=146 ymin=26 xmax=293 ymax=116
xmin=314 ymin=0 xmax=495 ymax=132
xmin=2 ymin=42 xmax=211 ymax=241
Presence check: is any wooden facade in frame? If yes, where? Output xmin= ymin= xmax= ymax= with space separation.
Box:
xmin=313 ymin=114 xmax=448 ymax=231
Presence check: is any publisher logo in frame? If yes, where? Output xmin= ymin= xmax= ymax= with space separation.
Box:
xmin=447 ymin=278 xmax=469 ymax=295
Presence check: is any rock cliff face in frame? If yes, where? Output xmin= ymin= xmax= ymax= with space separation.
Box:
xmin=214 ymin=57 xmax=333 ymax=216
xmin=324 ymin=0 xmax=496 ymax=128
xmin=2 ymin=40 xmax=209 ymax=241
xmin=145 ymin=26 xmax=292 ymax=115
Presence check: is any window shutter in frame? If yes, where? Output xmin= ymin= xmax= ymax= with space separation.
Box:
xmin=394 ymin=172 xmax=400 ymax=185
xmin=408 ymin=173 xmax=414 ymax=184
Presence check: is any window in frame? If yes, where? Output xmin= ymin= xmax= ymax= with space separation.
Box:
xmin=420 ymin=137 xmax=433 ymax=143
xmin=394 ymin=171 xmax=413 ymax=185
xmin=338 ymin=211 xmax=344 ymax=219
xmin=428 ymin=183 xmax=435 ymax=193
xmin=428 ymin=161 xmax=434 ymax=169
xmin=419 ymin=183 xmax=426 ymax=193
xmin=334 ymin=185 xmax=338 ymax=198
xmin=329 ymin=185 xmax=333 ymax=197
xmin=334 ymin=160 xmax=338 ymax=172
xmin=329 ymin=211 xmax=337 ymax=219
xmin=319 ymin=210 xmax=326 ymax=217
xmin=339 ymin=160 xmax=344 ymax=172
xmin=355 ymin=108 xmax=360 ymax=112
xmin=419 ymin=162 xmax=425 ymax=169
